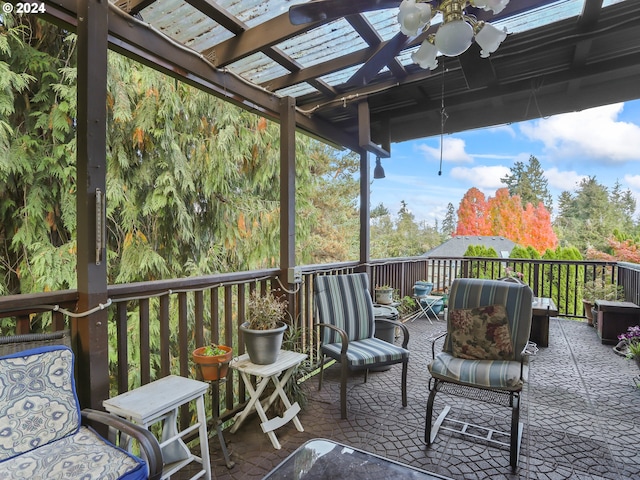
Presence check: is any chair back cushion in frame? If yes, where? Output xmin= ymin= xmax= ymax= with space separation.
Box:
xmin=314 ymin=273 xmax=375 ymax=343
xmin=0 ymin=345 xmax=80 ymax=461
xmin=445 ymin=278 xmax=533 ymax=360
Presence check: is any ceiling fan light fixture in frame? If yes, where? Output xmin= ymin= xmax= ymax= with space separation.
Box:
xmin=472 ymin=0 xmax=509 ymax=15
xmin=474 ymin=21 xmax=507 ymax=58
xmin=412 ymin=36 xmax=439 ymax=70
xmin=398 ymin=0 xmax=432 ymax=36
xmin=435 ymin=19 xmax=474 ymax=56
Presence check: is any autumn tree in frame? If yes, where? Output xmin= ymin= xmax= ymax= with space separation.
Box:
xmin=455 ymin=188 xmax=489 ymax=235
xmin=456 ymin=187 xmax=557 ymax=252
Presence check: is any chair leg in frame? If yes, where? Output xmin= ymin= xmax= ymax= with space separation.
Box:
xmin=510 ymin=393 xmax=522 ymax=471
xmin=425 ymin=385 xmax=437 ymax=445
xmin=401 ymin=360 xmax=408 ymax=407
xmin=340 ymin=361 xmax=349 ymax=419
xmin=318 ymin=355 xmax=325 ymax=391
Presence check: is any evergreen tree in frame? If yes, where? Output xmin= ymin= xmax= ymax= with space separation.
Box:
xmin=553 ymin=176 xmax=633 ymax=254
xmin=501 ymin=155 xmax=553 ymax=213
xmin=441 ymin=202 xmax=456 ymax=237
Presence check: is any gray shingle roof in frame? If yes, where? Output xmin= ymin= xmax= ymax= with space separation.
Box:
xmin=424 ymin=236 xmax=516 ymax=258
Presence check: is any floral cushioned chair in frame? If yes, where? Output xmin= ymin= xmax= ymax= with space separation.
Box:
xmin=0 ymin=331 xmax=163 ymax=480
xmin=425 ymin=278 xmax=535 ymax=471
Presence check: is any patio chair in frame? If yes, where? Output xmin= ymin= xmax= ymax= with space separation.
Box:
xmin=314 ymin=273 xmax=409 ymax=419
xmin=425 ymin=278 xmax=535 ymax=471
xmin=0 ymin=331 xmax=163 ymax=480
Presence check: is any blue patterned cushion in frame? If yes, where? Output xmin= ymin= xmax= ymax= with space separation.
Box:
xmin=322 ymin=337 xmax=409 ymax=367
xmin=0 ymin=425 xmax=146 ymax=480
xmin=315 ymin=273 xmax=375 ymax=343
xmin=429 ymin=352 xmax=528 ymax=390
xmin=0 ymin=346 xmax=79 ymax=460
xmin=0 ymin=346 xmax=147 ymax=480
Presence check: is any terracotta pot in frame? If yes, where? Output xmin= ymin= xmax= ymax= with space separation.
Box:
xmin=192 ymin=345 xmax=233 ymax=381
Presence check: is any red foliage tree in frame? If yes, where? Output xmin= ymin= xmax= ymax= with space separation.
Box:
xmin=455 ymin=187 xmax=558 ymax=253
xmin=455 ymin=188 xmax=489 ymax=236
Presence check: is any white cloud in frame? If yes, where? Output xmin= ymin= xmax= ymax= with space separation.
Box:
xmin=450 ymin=165 xmax=510 ymax=190
xmin=417 ymin=137 xmax=473 ymax=163
xmin=520 ymin=103 xmax=640 ymax=163
xmin=624 ymin=174 xmax=640 ymax=189
xmin=544 ymin=167 xmax=586 ymax=191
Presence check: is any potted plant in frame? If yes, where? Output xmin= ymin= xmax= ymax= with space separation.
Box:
xmin=374 ymin=285 xmax=394 ymax=305
xmin=192 ymin=343 xmax=233 ymax=381
xmin=582 ymin=279 xmax=624 ymax=326
xmin=240 ymin=291 xmax=288 ymax=365
xmin=615 ymin=325 xmax=640 ymax=359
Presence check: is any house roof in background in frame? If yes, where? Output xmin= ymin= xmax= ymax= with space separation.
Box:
xmin=424 ymin=236 xmax=516 ymax=258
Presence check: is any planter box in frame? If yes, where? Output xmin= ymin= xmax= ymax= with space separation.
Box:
xmin=594 ymin=300 xmax=640 ymax=345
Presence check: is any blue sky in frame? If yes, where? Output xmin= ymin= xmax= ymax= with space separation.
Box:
xmin=370 ymin=99 xmax=640 ymax=225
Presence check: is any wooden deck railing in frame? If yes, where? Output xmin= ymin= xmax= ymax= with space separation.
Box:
xmin=0 ymin=257 xmax=633 ymax=426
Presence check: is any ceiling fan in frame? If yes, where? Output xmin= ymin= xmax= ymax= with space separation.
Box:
xmin=290 ymin=1 xmax=512 ymax=70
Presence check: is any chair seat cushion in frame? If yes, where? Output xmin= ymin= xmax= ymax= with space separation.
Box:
xmin=0 ymin=425 xmax=147 ymax=480
xmin=428 ymin=352 xmax=527 ymax=391
xmin=322 ymin=337 xmax=409 ymax=367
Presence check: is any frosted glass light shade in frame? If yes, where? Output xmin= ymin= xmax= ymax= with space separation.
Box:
xmin=398 ymin=0 xmax=432 ymax=36
xmin=411 ymin=39 xmax=438 ymax=70
xmin=435 ymin=20 xmax=473 ymax=56
xmin=475 ymin=22 xmax=507 ymax=57
xmin=472 ymin=0 xmax=510 ymax=14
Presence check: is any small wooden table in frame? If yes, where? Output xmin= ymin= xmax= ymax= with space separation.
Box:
xmin=103 ymin=375 xmax=211 ymax=480
xmin=531 ymin=297 xmax=558 ymax=348
xmin=230 ymin=350 xmax=306 ymax=449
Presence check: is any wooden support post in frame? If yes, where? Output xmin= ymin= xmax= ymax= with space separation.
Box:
xmin=74 ymin=0 xmax=109 ymax=410
xmin=279 ymin=97 xmax=297 ymax=319
xmin=358 ymin=102 xmax=371 ymax=275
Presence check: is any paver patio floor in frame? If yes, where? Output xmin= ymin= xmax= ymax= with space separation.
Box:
xmin=183 ymin=317 xmax=640 ymax=479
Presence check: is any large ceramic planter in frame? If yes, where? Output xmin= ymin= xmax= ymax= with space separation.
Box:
xmin=240 ymin=321 xmax=287 ymax=365
xmin=413 ymin=281 xmax=433 ymax=297
xmin=375 ymin=287 xmax=394 ymax=305
xmin=192 ymin=345 xmax=233 ymax=381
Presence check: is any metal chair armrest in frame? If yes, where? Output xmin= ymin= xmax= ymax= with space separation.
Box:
xmin=81 ymin=409 xmax=163 ymax=480
xmin=373 ymin=317 xmax=410 ymax=348
xmin=316 ymin=322 xmax=349 ymax=354
xmin=431 ymin=331 xmax=448 ymax=359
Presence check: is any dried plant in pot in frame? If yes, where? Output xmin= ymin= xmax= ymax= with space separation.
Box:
xmin=192 ymin=344 xmax=233 ymax=381
xmin=582 ymin=279 xmax=624 ymax=326
xmin=239 ymin=291 xmax=288 ymax=365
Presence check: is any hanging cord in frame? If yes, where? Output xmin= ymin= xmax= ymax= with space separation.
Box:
xmin=29 ymin=299 xmax=113 ymax=318
xmin=438 ymin=62 xmax=448 ymax=176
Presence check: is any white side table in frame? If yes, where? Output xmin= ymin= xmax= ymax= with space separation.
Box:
xmin=103 ymin=375 xmax=211 ymax=480
xmin=230 ymin=350 xmax=307 ymax=449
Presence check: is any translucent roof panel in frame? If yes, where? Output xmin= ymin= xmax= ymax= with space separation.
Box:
xmin=126 ymin=0 xmax=633 ymax=98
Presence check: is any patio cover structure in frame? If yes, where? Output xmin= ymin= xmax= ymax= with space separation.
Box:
xmin=22 ymin=0 xmax=640 ymax=408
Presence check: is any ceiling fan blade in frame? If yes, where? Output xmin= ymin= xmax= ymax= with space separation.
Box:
xmin=289 ymin=0 xmax=401 ymax=25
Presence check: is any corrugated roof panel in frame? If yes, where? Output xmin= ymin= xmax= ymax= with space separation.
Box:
xmin=276 ymin=19 xmax=368 ymax=68
xmin=227 ymin=52 xmax=290 ymax=84
xmin=276 ymin=83 xmax=318 ymax=97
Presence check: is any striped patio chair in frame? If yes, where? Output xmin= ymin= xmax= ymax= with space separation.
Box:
xmin=425 ymin=278 xmax=535 ymax=471
xmin=314 ymin=273 xmax=409 ymax=419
